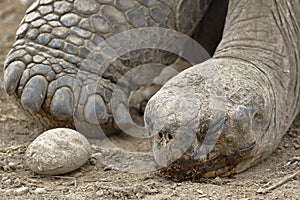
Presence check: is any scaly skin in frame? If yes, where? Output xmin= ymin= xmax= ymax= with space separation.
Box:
xmin=3 ymin=0 xmax=211 ymax=131
xmin=145 ymin=0 xmax=300 ymax=180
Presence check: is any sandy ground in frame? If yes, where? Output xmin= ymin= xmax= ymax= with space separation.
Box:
xmin=0 ymin=1 xmax=299 ymax=199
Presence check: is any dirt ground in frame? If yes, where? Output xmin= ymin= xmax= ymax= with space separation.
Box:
xmin=0 ymin=1 xmax=299 ymax=199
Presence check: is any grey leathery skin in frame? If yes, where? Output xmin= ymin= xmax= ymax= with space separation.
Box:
xmin=144 ymin=0 xmax=300 ymax=180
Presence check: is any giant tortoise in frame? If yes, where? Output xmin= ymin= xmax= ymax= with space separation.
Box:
xmin=3 ymin=0 xmax=300 ymax=180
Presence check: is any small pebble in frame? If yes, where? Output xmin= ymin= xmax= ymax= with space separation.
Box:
xmin=34 ymin=187 xmax=47 ymax=194
xmin=3 ymin=165 xmax=9 ymax=171
xmin=214 ymin=176 xmax=222 ymax=182
xmin=290 ymin=161 xmax=299 ymax=170
xmin=197 ymin=189 xmax=204 ymax=194
xmin=96 ymin=190 xmax=104 ymax=196
xmin=15 ymin=187 xmax=29 ymax=195
xmin=103 ymin=165 xmax=114 ymax=171
xmin=89 ymin=157 xmax=97 ymax=165
xmin=62 ymin=188 xmax=69 ymax=193
xmin=73 ymin=172 xmax=84 ymax=178
xmin=148 ymin=188 xmax=159 ymax=194
xmin=4 ymin=179 xmax=12 ymax=185
xmin=6 ymin=189 xmax=13 ymax=194
xmin=14 ymin=178 xmax=21 ymax=185
xmin=17 ymin=164 xmax=24 ymax=169
xmin=290 ymin=131 xmax=298 ymax=138
xmin=8 ymin=162 xmax=17 ymax=170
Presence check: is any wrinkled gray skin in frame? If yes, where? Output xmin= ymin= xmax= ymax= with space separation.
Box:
xmin=145 ymin=0 xmax=300 ymax=180
xmin=4 ymin=0 xmax=300 ymax=180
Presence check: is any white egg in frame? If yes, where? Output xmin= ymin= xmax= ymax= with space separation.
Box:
xmin=25 ymin=128 xmax=91 ymax=175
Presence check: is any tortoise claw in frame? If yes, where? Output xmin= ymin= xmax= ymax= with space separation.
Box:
xmin=3 ymin=61 xmax=26 ymax=95
xmin=84 ymin=94 xmax=108 ymax=125
xmin=50 ymin=87 xmax=74 ymax=119
xmin=21 ymin=75 xmax=48 ymax=113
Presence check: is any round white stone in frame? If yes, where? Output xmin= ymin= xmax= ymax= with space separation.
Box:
xmin=25 ymin=128 xmax=91 ymax=175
